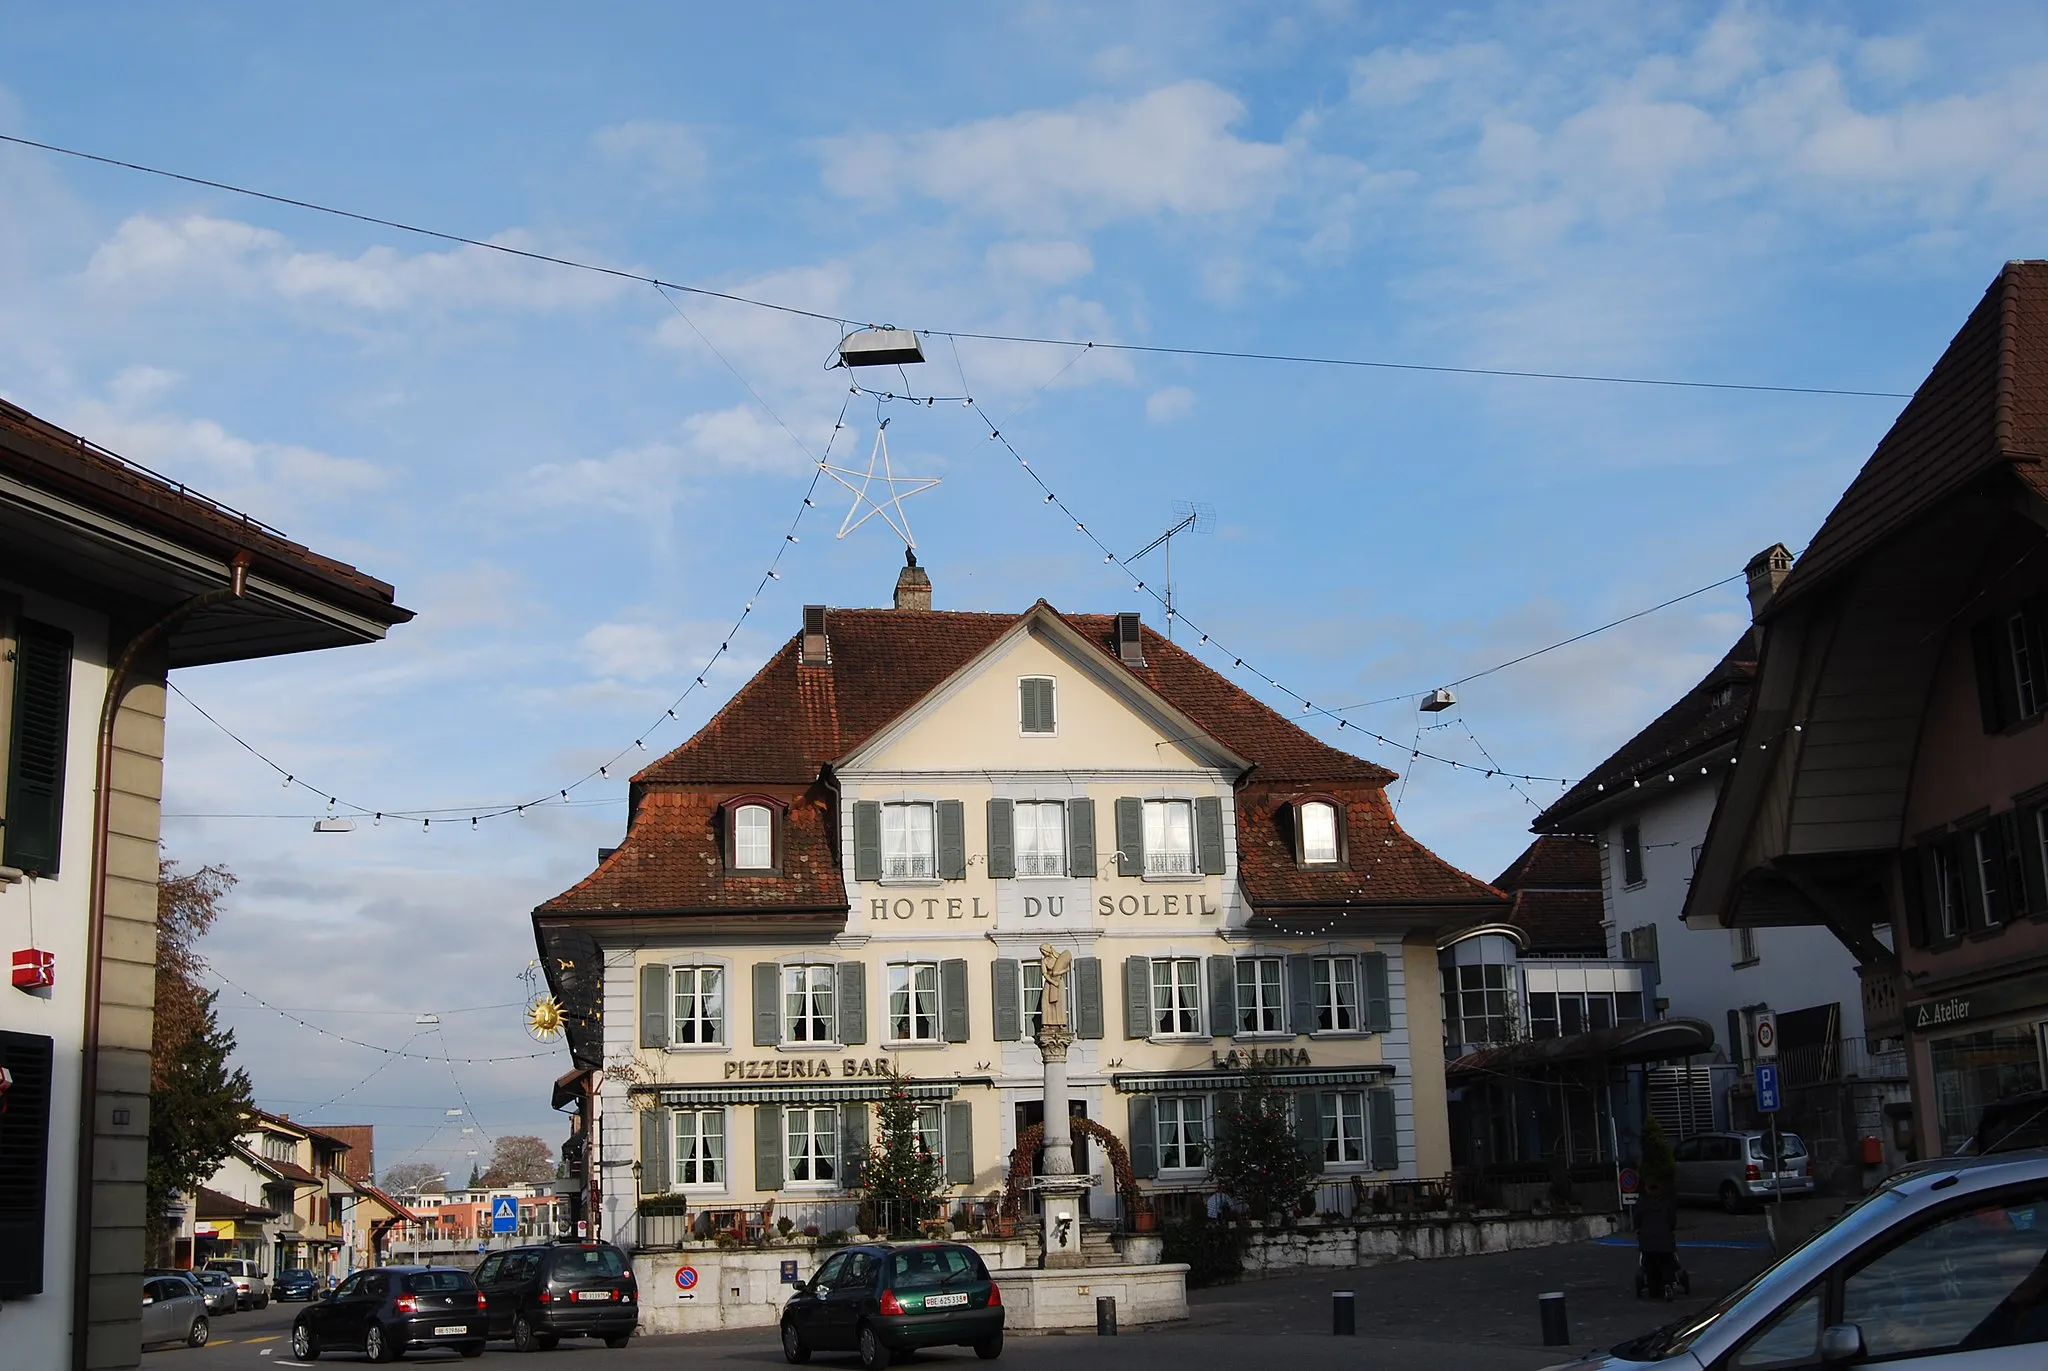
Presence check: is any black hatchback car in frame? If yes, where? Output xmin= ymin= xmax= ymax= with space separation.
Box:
xmin=289 ymin=1265 xmax=484 ymax=1362
xmin=782 ymin=1243 xmax=1003 ymax=1369
xmin=475 ymin=1240 xmax=638 ymax=1351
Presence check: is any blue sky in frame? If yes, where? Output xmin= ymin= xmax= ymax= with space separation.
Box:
xmin=4 ymin=1 xmax=2044 ymax=1180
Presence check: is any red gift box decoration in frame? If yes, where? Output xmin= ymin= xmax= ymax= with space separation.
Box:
xmin=12 ymin=947 xmax=55 ymax=990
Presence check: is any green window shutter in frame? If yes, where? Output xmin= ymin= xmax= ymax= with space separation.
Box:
xmin=839 ymin=1103 xmax=869 ymax=1188
xmin=945 ymin=1102 xmax=975 ymax=1185
xmin=1287 ymin=955 xmax=1314 ymax=1036
xmin=755 ymin=1104 xmax=784 ymax=1191
xmin=853 ymin=801 xmax=882 ymax=881
xmin=1123 ymin=956 xmax=1152 ymax=1039
xmin=1368 ymin=1089 xmax=1398 ymax=1172
xmin=992 ymin=959 xmax=1021 ymax=1041
xmin=4 ymin=622 xmax=73 ymax=876
xmin=639 ymin=1107 xmax=670 ymax=1194
xmin=1207 ymin=956 xmax=1237 ymax=1039
xmin=836 ymin=962 xmax=866 ymax=1045
xmin=937 ymin=800 xmax=966 ymax=880
xmin=1127 ymin=1097 xmax=1157 ymax=1179
xmin=1195 ymin=796 xmax=1226 ymax=875
xmin=1020 ymin=678 xmax=1054 ymax=734
xmin=1068 ymin=799 xmax=1096 ymax=877
xmin=1074 ymin=957 xmax=1104 ymax=1040
xmin=1295 ymin=1092 xmax=1326 ymax=1176
xmin=639 ymin=964 xmax=671 ymax=1049
xmin=753 ymin=963 xmax=781 ymax=1046
xmin=1363 ymin=953 xmax=1392 ymax=1033
xmin=985 ymin=800 xmax=1015 ymax=880
xmin=1114 ymin=797 xmax=1143 ymax=876
xmin=940 ymin=959 xmax=970 ymax=1042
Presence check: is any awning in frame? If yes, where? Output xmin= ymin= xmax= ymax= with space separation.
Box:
xmin=1447 ymin=1017 xmax=1716 ymax=1081
xmin=553 ymin=1066 xmax=595 ymax=1112
xmin=1113 ymin=1066 xmax=1395 ymax=1095
xmin=641 ymin=1076 xmax=992 ymax=1108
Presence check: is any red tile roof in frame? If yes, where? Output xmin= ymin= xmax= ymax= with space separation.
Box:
xmin=1487 ymin=835 xmax=1606 ymax=956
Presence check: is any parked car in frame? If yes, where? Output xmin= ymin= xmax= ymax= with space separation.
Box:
xmin=1672 ymin=1130 xmax=1813 ymax=1211
xmin=474 ymin=1240 xmax=638 ymax=1351
xmin=1552 ymin=1147 xmax=2048 ymax=1370
xmin=781 ymin=1242 xmax=1003 ymax=1369
xmin=141 ymin=1274 xmax=211 ymax=1349
xmin=289 ymin=1265 xmax=484 ymax=1362
xmin=276 ymin=1268 xmax=323 ymax=1301
xmin=204 ymin=1257 xmax=271 ymax=1309
xmin=192 ymin=1269 xmax=239 ymax=1316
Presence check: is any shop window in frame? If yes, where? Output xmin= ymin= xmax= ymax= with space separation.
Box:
xmin=1931 ymin=1027 xmax=2045 ymax=1153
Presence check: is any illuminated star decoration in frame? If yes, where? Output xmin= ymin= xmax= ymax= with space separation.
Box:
xmin=819 ymin=418 xmax=939 ymax=549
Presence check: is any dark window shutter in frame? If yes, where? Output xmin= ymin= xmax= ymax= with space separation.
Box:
xmin=1362 ymin=953 xmax=1392 ymax=1033
xmin=756 ymin=1104 xmax=784 ymax=1191
xmin=853 ymin=801 xmax=882 ymax=881
xmin=1123 ymin=956 xmax=1152 ymax=1039
xmin=1074 ymin=957 xmax=1104 ymax=1040
xmin=940 ymin=959 xmax=970 ymax=1042
xmin=3 ymin=622 xmax=72 ymax=876
xmin=937 ymin=800 xmax=966 ymax=880
xmin=1115 ymin=797 xmax=1144 ymax=876
xmin=836 ymin=962 xmax=866 ymax=1045
xmin=1368 ymin=1089 xmax=1398 ymax=1171
xmin=840 ymin=1103 xmax=869 ymax=1188
xmin=992 ymin=959 xmax=1021 ymax=1041
xmin=1973 ymin=620 xmax=2011 ymax=733
xmin=639 ymin=1107 xmax=670 ymax=1194
xmin=1127 ymin=1097 xmax=1157 ymax=1179
xmin=1021 ymin=678 xmax=1055 ymax=733
xmin=1195 ymin=796 xmax=1226 ymax=875
xmin=1961 ymin=828 xmax=1993 ymax=932
xmin=945 ymin=1102 xmax=974 ymax=1185
xmin=1068 ymin=799 xmax=1096 ymax=877
xmin=1287 ymin=955 xmax=1315 ymax=1036
xmin=985 ymin=800 xmax=1014 ymax=880
xmin=1207 ymin=956 xmax=1237 ymax=1039
xmin=2020 ymin=812 xmax=2048 ymax=921
xmin=639 ymin=964 xmax=671 ymax=1049
xmin=1999 ymin=811 xmax=2027 ymax=919
xmin=753 ymin=963 xmax=781 ymax=1046
xmin=1900 ymin=848 xmax=1930 ymax=948
xmin=0 ymin=1030 xmax=53 ymax=1298
xmin=1294 ymin=1092 xmax=1326 ymax=1175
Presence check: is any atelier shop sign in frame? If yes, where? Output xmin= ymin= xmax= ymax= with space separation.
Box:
xmin=723 ymin=1057 xmax=899 ymax=1080
xmin=866 ymin=892 xmax=1220 ymax=920
xmin=1912 ymin=998 xmax=1971 ymax=1031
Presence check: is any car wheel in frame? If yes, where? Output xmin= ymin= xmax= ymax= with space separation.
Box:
xmin=1719 ymin=1181 xmax=1746 ymax=1215
xmin=781 ymin=1321 xmax=812 ymax=1364
xmin=973 ymin=1333 xmax=1003 ymax=1361
xmin=187 ymin=1317 xmax=210 ymax=1349
xmin=605 ymin=1334 xmax=632 ymax=1350
xmin=858 ymin=1322 xmax=894 ymax=1371
xmin=292 ymin=1323 xmax=321 ymax=1361
xmin=512 ymin=1314 xmax=539 ymax=1353
xmin=365 ymin=1322 xmax=396 ymax=1364
xmin=258 ymin=1293 xmax=270 ymax=1309
xmin=461 ymin=1343 xmax=486 ymax=1360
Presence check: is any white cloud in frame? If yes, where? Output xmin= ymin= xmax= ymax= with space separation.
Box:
xmin=594 ymin=119 xmax=710 ymax=194
xmin=1145 ymin=386 xmax=1194 ymax=423
xmin=985 ymin=240 xmax=1094 ymax=285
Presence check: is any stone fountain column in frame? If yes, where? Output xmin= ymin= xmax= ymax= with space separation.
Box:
xmin=1033 ymin=947 xmax=1091 ymax=1269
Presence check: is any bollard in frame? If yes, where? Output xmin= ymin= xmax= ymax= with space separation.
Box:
xmin=1332 ymin=1290 xmax=1356 ymax=1336
xmin=1096 ymin=1296 xmax=1117 ymax=1336
xmin=1539 ymin=1292 xmax=1569 ymax=1347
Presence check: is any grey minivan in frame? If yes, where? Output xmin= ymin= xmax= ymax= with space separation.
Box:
xmin=1545 ymin=1149 xmax=2048 ymax=1371
xmin=1674 ymin=1130 xmax=1813 ymax=1212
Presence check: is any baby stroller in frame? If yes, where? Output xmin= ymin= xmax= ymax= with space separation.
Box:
xmin=1634 ymin=1250 xmax=1691 ymax=1300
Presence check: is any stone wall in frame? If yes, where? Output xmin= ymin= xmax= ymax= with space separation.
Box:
xmin=631 ymin=1239 xmax=1029 ymax=1336
xmin=1238 ymin=1210 xmax=1621 ymax=1276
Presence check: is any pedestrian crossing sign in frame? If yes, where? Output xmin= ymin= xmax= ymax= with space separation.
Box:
xmin=492 ymin=1196 xmax=518 ymax=1233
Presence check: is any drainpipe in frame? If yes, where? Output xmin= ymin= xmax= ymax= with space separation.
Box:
xmin=71 ymin=552 xmax=249 ymax=1371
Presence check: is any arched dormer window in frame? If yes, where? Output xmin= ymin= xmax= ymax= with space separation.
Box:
xmin=1294 ymin=798 xmax=1344 ymax=868
xmin=721 ymin=796 xmax=786 ymax=873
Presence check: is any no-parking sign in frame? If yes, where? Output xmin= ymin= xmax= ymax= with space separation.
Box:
xmin=675 ymin=1266 xmax=699 ymax=1291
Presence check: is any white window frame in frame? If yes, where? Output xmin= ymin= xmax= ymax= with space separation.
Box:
xmin=1019 ymin=675 xmax=1057 ymax=736
xmin=1731 ymin=925 xmax=1759 ymax=967
xmin=1321 ymin=1091 xmax=1366 ymax=1166
xmin=1313 ymin=956 xmax=1361 ymax=1035
xmin=887 ymin=962 xmax=941 ymax=1044
xmin=672 ymin=1107 xmax=726 ymax=1188
xmin=881 ymin=801 xmax=937 ymax=882
xmin=1933 ymin=844 xmax=1965 ymax=941
xmin=1014 ymin=800 xmax=1066 ymax=878
xmin=1235 ymin=957 xmax=1285 ymax=1036
xmin=1023 ymin=960 xmax=1074 ymax=1039
xmin=733 ymin=804 xmax=774 ymax=871
xmin=785 ymin=1106 xmax=839 ymax=1186
xmin=784 ymin=964 xmax=837 ymax=1045
xmin=1150 ymin=957 xmax=1203 ymax=1037
xmin=1143 ymin=799 xmax=1196 ymax=877
xmin=1974 ymin=828 xmax=2004 ymax=928
xmin=1299 ymin=802 xmax=1340 ymax=866
xmin=914 ymin=1103 xmax=947 ymax=1169
xmin=1155 ymin=1096 xmax=1208 ymax=1173
xmin=670 ymin=964 xmax=726 ymax=1046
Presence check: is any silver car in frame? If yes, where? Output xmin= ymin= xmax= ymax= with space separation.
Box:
xmin=193 ymin=1269 xmax=240 ymax=1316
xmin=141 ymin=1274 xmax=211 ymax=1349
xmin=1547 ymin=1148 xmax=2048 ymax=1371
xmin=1673 ymin=1130 xmax=1814 ymax=1212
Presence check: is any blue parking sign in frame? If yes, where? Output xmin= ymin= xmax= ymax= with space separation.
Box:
xmin=492 ymin=1195 xmax=519 ymax=1234
xmin=1756 ymin=1063 xmax=1781 ymax=1113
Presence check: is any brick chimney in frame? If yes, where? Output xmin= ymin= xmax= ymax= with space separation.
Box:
xmin=893 ymin=548 xmax=932 ymax=611
xmin=1745 ymin=543 xmax=1793 ymax=651
xmin=1115 ymin=612 xmax=1146 ymax=667
xmin=801 ymin=605 xmax=829 ymax=664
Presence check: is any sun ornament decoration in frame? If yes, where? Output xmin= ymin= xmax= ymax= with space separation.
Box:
xmin=525 ymin=993 xmax=565 ymax=1043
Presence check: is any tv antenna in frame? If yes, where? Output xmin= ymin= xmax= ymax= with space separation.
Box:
xmin=1125 ymin=501 xmax=1216 ymax=640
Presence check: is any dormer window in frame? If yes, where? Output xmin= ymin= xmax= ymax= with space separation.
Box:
xmin=722 ymin=796 xmax=784 ymax=873
xmin=1294 ymin=798 xmax=1343 ymax=867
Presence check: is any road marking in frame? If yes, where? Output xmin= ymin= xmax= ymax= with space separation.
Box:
xmin=244 ymin=1335 xmax=280 ymax=1344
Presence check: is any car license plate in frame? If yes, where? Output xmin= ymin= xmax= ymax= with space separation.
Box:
xmin=434 ymin=1325 xmax=466 ymax=1336
xmin=574 ymin=1290 xmax=613 ymax=1301
xmin=924 ymin=1293 xmax=969 ymax=1309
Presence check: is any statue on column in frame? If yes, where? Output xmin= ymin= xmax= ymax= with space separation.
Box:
xmin=1038 ymin=946 xmax=1072 ymax=1033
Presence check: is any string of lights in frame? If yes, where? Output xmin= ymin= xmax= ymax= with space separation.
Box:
xmin=0 ymin=132 xmax=1913 ymax=401
xmin=209 ymin=971 xmax=559 ymax=1064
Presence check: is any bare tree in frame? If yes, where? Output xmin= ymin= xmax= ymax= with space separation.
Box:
xmin=479 ymin=1135 xmax=556 ymax=1185
xmin=382 ymin=1161 xmax=447 ymax=1194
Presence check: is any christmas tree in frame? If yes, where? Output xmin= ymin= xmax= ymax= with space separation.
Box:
xmin=860 ymin=1077 xmax=945 ymax=1236
xmin=1206 ymin=1067 xmax=1318 ymax=1223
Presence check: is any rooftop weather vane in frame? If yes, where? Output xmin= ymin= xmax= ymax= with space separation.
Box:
xmin=821 ymin=326 xmax=940 ymax=549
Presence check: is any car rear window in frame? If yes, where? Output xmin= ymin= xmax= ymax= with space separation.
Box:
xmin=550 ymin=1247 xmax=627 ymax=1280
xmin=889 ymin=1248 xmax=984 ymax=1291
xmin=408 ymin=1272 xmax=475 ymax=1293
xmin=1747 ymin=1134 xmax=1809 ymax=1158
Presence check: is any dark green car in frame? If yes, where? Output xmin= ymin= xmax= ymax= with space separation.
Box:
xmin=781 ymin=1243 xmax=1003 ymax=1369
